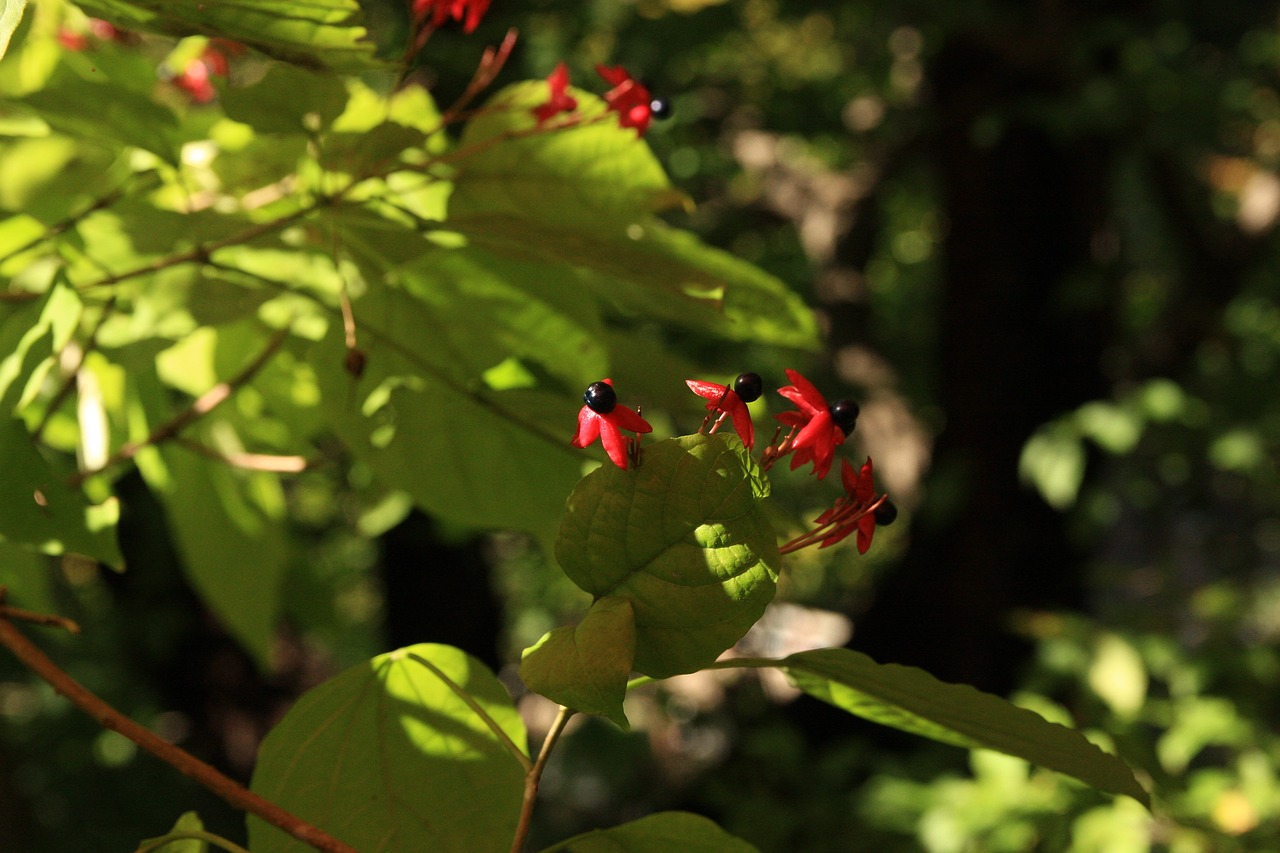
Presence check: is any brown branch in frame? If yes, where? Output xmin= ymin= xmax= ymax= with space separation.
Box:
xmin=0 ymin=616 xmax=357 ymax=853
xmin=0 ymin=589 xmax=80 ymax=634
xmin=70 ymin=325 xmax=291 ymax=486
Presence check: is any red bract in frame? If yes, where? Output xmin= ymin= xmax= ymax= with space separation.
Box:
xmin=815 ymin=458 xmax=879 ymax=553
xmin=686 ymin=379 xmax=754 ymax=448
xmin=532 ymin=62 xmax=578 ymax=124
xmin=775 ymin=369 xmax=845 ymax=479
xmin=596 ymin=64 xmax=655 ymax=134
xmin=412 ymin=0 xmax=491 ymax=33
xmin=570 ymin=379 xmax=653 ymax=470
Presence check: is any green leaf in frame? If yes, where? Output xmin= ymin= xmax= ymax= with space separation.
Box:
xmin=0 ymin=540 xmax=55 ymax=617
xmin=312 ymin=271 xmax=586 ymax=537
xmin=0 ymin=0 xmax=27 ymax=63
xmin=219 ymin=64 xmax=348 ymax=134
xmin=248 ymin=643 xmax=528 ymax=853
xmin=70 ymin=0 xmax=384 ymax=72
xmin=748 ymin=648 xmax=1150 ymax=806
xmin=555 ymin=434 xmax=779 ymax=678
xmin=152 ymin=441 xmax=288 ymax=667
xmin=520 ymin=595 xmax=635 ymax=729
xmin=451 ymin=213 xmax=819 ymax=349
xmin=0 ymin=418 xmax=121 ymax=565
xmin=453 ymin=82 xmax=687 ymax=230
xmin=537 ymin=812 xmax=760 ymax=853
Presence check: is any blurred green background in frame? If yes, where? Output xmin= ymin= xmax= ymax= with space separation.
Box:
xmin=7 ymin=0 xmax=1280 ymax=850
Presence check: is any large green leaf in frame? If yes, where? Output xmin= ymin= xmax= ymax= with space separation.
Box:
xmin=70 ymin=0 xmax=383 ymax=72
xmin=723 ymin=648 xmax=1150 ymax=806
xmin=248 ymin=643 xmax=528 ymax=853
xmin=537 ymin=812 xmax=760 ymax=853
xmin=153 ymin=441 xmax=289 ymax=666
xmin=450 ymin=213 xmax=819 ymax=349
xmin=312 ymin=270 xmax=587 ymax=536
xmin=520 ymin=595 xmax=635 ymax=729
xmin=555 ymin=433 xmax=779 ymax=679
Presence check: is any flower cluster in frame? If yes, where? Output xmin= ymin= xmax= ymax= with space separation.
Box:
xmin=412 ymin=0 xmax=492 ymax=33
xmin=531 ymin=64 xmax=672 ymax=135
xmin=169 ymin=41 xmax=241 ymax=104
xmin=568 ymin=369 xmax=897 ymax=555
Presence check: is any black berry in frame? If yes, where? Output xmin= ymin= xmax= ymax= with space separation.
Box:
xmin=649 ymin=97 xmax=672 ymax=120
xmin=583 ymin=381 xmax=617 ymax=414
xmin=874 ymin=501 xmax=898 ymax=526
xmin=733 ymin=371 xmax=763 ymax=403
xmin=829 ymin=399 xmax=860 ymax=435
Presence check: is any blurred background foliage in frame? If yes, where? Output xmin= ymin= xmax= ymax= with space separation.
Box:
xmin=5 ymin=0 xmax=1280 ymax=850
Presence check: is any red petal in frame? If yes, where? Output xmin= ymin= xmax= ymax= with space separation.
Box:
xmin=686 ymin=379 xmax=729 ymax=401
xmin=855 ymin=457 xmax=875 ymax=502
xmin=570 ymin=407 xmax=600 ymax=449
xmin=596 ymin=64 xmax=632 ymax=87
xmin=605 ymin=406 xmax=652 ymax=434
xmin=598 ymin=419 xmax=631 ymax=469
xmin=856 ymin=515 xmax=876 ymax=554
xmin=781 ymin=369 xmax=827 ymax=413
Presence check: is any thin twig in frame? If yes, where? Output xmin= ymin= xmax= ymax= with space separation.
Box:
xmin=69 ymin=326 xmax=291 ymax=486
xmin=0 ymin=617 xmax=357 ymax=853
xmin=171 ymin=437 xmax=310 ymax=473
xmin=509 ymin=705 xmax=574 ymax=853
xmin=407 ymin=653 xmax=533 ymax=772
xmin=440 ymin=29 xmax=520 ymax=125
xmin=0 ymin=172 xmax=160 ymax=266
xmin=0 ymin=588 xmax=80 ymax=634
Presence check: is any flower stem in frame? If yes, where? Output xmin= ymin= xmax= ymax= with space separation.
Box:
xmin=509 ymin=705 xmax=574 ymax=853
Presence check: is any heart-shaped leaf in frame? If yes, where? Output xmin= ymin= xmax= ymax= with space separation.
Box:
xmin=555 ymin=433 xmax=778 ymax=678
xmin=248 ymin=644 xmax=528 ymax=852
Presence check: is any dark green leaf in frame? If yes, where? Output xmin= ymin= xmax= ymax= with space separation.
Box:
xmin=738 ymin=648 xmax=1151 ymax=806
xmin=248 ymin=643 xmax=527 ymax=853
xmin=0 ymin=418 xmax=121 ymax=565
xmin=219 ymin=63 xmax=348 ymax=133
xmin=520 ymin=595 xmax=636 ymax=728
xmin=555 ymin=434 xmax=779 ymax=678
xmin=537 ymin=812 xmax=760 ymax=853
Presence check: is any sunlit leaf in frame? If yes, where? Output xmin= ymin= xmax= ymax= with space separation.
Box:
xmin=70 ymin=0 xmax=384 ymax=71
xmin=537 ymin=812 xmax=760 ymax=853
xmin=555 ymin=433 xmax=779 ymax=678
xmin=520 ymin=595 xmax=635 ymax=728
xmin=722 ymin=648 xmax=1150 ymax=807
xmin=454 ymin=82 xmax=686 ymax=230
xmin=219 ymin=63 xmax=348 ymax=134
xmin=248 ymin=643 xmax=527 ymax=853
xmin=0 ymin=0 xmax=27 ymax=62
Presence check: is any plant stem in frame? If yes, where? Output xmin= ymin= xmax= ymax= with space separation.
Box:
xmin=509 ymin=705 xmax=574 ymax=853
xmin=133 ymin=829 xmax=254 ymax=853
xmin=407 ymin=652 xmax=533 ymax=772
xmin=0 ymin=617 xmax=358 ymax=853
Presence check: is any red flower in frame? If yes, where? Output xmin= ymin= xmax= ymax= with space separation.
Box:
xmin=571 ymin=379 xmax=653 ymax=470
xmin=686 ymin=376 xmax=757 ymax=449
xmin=596 ymin=64 xmax=655 ymax=134
xmin=412 ymin=0 xmax=492 ymax=33
xmin=775 ymin=369 xmax=858 ymax=479
xmin=814 ymin=458 xmax=879 ymax=553
xmin=171 ymin=48 xmax=226 ymax=104
xmin=532 ymin=62 xmax=578 ymax=124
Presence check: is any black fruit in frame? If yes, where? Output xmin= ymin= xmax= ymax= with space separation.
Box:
xmin=583 ymin=381 xmax=617 ymax=414
xmin=733 ymin=371 xmax=763 ymax=403
xmin=829 ymin=399 xmax=860 ymax=434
